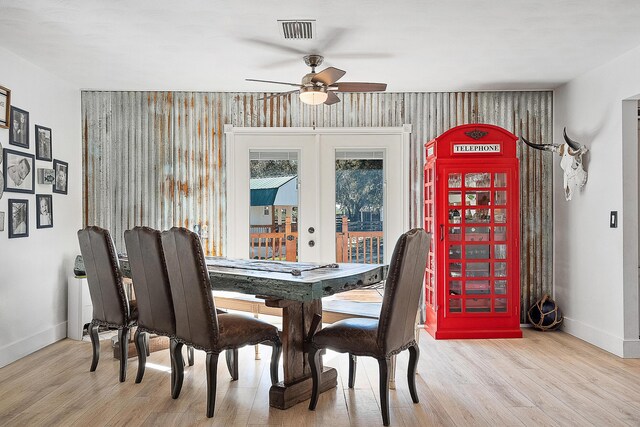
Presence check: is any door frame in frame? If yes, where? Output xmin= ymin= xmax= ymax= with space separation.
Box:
xmin=224 ymin=125 xmax=412 ymax=262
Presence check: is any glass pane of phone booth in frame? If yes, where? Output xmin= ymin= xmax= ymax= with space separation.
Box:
xmin=445 ymin=170 xmax=511 ymax=315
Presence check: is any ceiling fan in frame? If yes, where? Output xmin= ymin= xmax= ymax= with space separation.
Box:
xmin=246 ymin=54 xmax=387 ymax=106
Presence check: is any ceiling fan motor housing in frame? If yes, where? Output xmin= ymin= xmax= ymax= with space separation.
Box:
xmin=304 ymin=54 xmax=324 ymax=71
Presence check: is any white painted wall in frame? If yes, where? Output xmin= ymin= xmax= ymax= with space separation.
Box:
xmin=555 ymin=44 xmax=640 ymax=357
xmin=0 ymin=47 xmax=81 ymax=367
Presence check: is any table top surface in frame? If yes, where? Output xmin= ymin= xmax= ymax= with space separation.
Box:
xmin=75 ymin=255 xmax=387 ymax=302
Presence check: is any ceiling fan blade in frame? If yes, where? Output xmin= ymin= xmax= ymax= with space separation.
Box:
xmin=246 ymin=78 xmax=301 ymax=87
xmin=241 ymin=38 xmax=308 ymax=55
xmin=333 ymin=82 xmax=387 ymax=92
xmin=317 ymin=27 xmax=348 ymax=52
xmin=311 ymin=67 xmax=346 ymax=86
xmin=324 ymin=91 xmax=341 ymax=105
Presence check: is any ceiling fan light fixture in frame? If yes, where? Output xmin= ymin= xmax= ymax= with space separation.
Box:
xmin=299 ymin=86 xmax=328 ymax=105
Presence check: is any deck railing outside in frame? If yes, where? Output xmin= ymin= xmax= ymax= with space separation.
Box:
xmin=249 ymin=216 xmax=383 ymax=263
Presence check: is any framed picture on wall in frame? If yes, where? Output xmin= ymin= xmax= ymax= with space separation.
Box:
xmin=9 ymin=106 xmax=29 ymax=148
xmin=36 ymin=194 xmax=53 ymax=228
xmin=37 ymin=168 xmax=55 ymax=184
xmin=52 ymin=159 xmax=68 ymax=194
xmin=3 ymin=149 xmax=35 ymax=194
xmin=8 ymin=199 xmax=28 ymax=238
xmin=35 ymin=125 xmax=52 ymax=161
xmin=0 ymin=86 xmax=10 ymax=129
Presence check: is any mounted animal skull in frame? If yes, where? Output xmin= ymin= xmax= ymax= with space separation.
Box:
xmin=521 ymin=128 xmax=588 ymax=201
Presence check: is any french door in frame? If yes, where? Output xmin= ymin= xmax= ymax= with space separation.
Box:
xmin=225 ymin=126 xmax=411 ymax=264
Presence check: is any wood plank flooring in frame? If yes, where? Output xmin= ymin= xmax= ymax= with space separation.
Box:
xmin=1 ymin=327 xmax=640 ymax=426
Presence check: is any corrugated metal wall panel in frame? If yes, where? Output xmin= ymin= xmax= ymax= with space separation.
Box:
xmin=82 ymin=90 xmax=552 ymax=320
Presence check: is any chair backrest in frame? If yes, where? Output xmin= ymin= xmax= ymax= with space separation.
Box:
xmin=77 ymin=226 xmax=131 ymax=326
xmin=377 ymin=228 xmax=431 ymax=353
xmin=124 ymin=226 xmax=175 ymax=335
xmin=161 ymin=227 xmax=219 ymax=350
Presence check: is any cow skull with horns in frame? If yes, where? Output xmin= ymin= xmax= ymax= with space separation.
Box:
xmin=521 ymin=128 xmax=588 ymax=201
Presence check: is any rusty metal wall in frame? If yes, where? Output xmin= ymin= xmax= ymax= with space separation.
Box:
xmin=82 ymin=90 xmax=553 ymax=319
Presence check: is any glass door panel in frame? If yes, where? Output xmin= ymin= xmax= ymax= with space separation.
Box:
xmin=466 ymin=298 xmax=491 ymax=313
xmin=335 ymin=151 xmax=384 ymax=264
xmin=466 ymin=226 xmax=490 ymax=242
xmin=249 ymin=151 xmax=299 ymax=261
xmin=465 ymin=172 xmax=491 ymax=188
xmin=465 ymin=191 xmax=490 ymax=206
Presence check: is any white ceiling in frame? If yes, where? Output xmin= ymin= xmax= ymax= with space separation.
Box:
xmin=2 ymin=0 xmax=640 ymax=92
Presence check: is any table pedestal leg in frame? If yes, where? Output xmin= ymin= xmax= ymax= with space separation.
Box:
xmin=266 ymin=299 xmax=338 ymax=409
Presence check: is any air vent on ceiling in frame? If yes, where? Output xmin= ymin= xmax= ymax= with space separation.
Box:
xmin=278 ymin=20 xmax=315 ymax=40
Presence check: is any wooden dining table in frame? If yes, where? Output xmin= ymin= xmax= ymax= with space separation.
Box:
xmin=75 ymin=255 xmax=387 ymax=409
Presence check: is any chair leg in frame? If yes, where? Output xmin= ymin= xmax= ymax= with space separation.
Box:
xmin=187 ymin=346 xmax=195 ymax=366
xmin=144 ymin=332 xmax=151 ymax=357
xmin=348 ymin=354 xmax=357 ymax=388
xmin=134 ymin=329 xmax=146 ymax=383
xmin=269 ymin=340 xmax=282 ymax=385
xmin=377 ymin=357 xmax=391 ymax=426
xmin=407 ymin=343 xmax=420 ymax=403
xmin=89 ymin=324 xmax=100 ymax=372
xmin=254 ymin=312 xmax=261 ymax=360
xmin=170 ymin=339 xmax=185 ymax=399
xmin=308 ymin=346 xmax=322 ymax=410
xmin=117 ymin=327 xmax=130 ymax=382
xmin=225 ymin=349 xmax=238 ymax=381
xmin=389 ymin=354 xmax=397 ymax=390
xmin=206 ymin=352 xmax=220 ymax=418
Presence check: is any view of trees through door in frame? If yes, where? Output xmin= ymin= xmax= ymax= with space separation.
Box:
xmin=335 ymin=157 xmax=384 ymax=263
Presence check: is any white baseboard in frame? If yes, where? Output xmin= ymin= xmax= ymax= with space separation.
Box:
xmin=0 ymin=321 xmax=68 ymax=368
xmin=562 ymin=316 xmax=640 ymax=358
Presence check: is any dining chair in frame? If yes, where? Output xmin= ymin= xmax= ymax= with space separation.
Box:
xmin=124 ymin=226 xmax=239 ymax=394
xmin=77 ymin=226 xmax=138 ymax=383
xmin=307 ymin=228 xmax=431 ymax=426
xmin=160 ymin=227 xmax=283 ymax=418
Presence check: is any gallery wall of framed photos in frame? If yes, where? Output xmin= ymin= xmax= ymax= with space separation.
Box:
xmin=0 ymin=84 xmax=69 ymax=239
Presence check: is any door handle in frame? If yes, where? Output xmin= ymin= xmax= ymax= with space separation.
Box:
xmin=440 ymin=224 xmax=444 ymax=241
xmin=308 ymin=240 xmax=315 ymax=247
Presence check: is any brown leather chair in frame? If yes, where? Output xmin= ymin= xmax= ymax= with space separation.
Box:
xmin=161 ymin=227 xmax=282 ymax=418
xmin=307 ymin=228 xmax=431 ymax=426
xmin=124 ymin=226 xmax=238 ymax=395
xmin=77 ymin=226 xmax=138 ymax=383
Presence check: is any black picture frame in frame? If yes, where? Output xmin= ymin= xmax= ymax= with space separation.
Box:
xmin=35 ymin=125 xmax=52 ymax=161
xmin=9 ymin=106 xmax=29 ymax=148
xmin=8 ymin=199 xmax=29 ymax=238
xmin=36 ymin=194 xmax=53 ymax=229
xmin=3 ymin=148 xmax=35 ymax=194
xmin=0 ymin=86 xmax=10 ymax=129
xmin=52 ymin=159 xmax=68 ymax=195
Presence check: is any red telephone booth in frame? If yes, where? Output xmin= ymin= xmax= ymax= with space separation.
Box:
xmin=424 ymin=124 xmax=522 ymax=339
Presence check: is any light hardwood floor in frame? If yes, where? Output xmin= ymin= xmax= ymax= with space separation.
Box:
xmin=2 ymin=327 xmax=640 ymax=426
